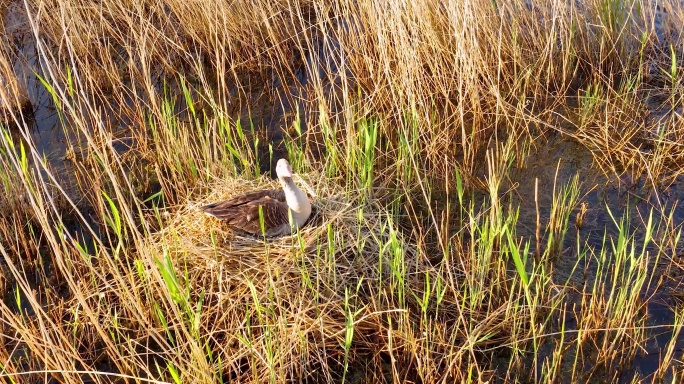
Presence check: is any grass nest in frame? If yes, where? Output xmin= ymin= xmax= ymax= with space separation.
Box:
xmin=155 ymin=171 xmax=419 ymax=272
xmin=147 ymin=170 xmax=436 ymax=380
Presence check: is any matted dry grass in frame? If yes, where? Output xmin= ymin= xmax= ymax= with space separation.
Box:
xmin=142 ymin=171 xmax=456 ymax=381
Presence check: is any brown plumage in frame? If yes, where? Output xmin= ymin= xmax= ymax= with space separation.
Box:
xmin=200 ymin=189 xmax=292 ymax=236
xmin=200 ymin=159 xmax=312 ymax=237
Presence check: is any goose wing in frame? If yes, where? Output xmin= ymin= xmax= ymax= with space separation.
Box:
xmin=201 ymin=189 xmax=291 ymax=235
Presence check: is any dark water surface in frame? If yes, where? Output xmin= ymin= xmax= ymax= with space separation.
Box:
xmin=507 ymin=131 xmax=684 ymax=381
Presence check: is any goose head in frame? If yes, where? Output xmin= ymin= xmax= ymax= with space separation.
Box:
xmin=276 ymin=158 xmax=294 ymax=182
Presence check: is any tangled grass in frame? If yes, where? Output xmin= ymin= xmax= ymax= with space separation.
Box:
xmin=0 ymin=0 xmax=683 ymax=382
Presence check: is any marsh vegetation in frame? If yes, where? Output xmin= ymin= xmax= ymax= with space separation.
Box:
xmin=1 ymin=0 xmax=684 ymax=382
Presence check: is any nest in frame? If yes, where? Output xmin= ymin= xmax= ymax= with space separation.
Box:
xmin=151 ymin=171 xmax=424 ymax=301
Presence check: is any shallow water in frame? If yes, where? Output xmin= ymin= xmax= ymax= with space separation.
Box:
xmin=506 ymin=130 xmax=684 ymax=381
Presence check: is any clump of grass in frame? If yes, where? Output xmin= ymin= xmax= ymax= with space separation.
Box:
xmin=0 ymin=52 xmax=31 ymax=126
xmin=148 ymin=170 xmax=433 ymax=381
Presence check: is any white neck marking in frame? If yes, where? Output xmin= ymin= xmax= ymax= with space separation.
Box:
xmin=281 ymin=178 xmax=312 ymax=227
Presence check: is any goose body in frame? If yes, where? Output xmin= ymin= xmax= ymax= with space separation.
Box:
xmin=200 ymin=159 xmax=312 ymax=237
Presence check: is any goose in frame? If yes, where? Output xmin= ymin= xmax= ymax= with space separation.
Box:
xmin=200 ymin=159 xmax=312 ymax=237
